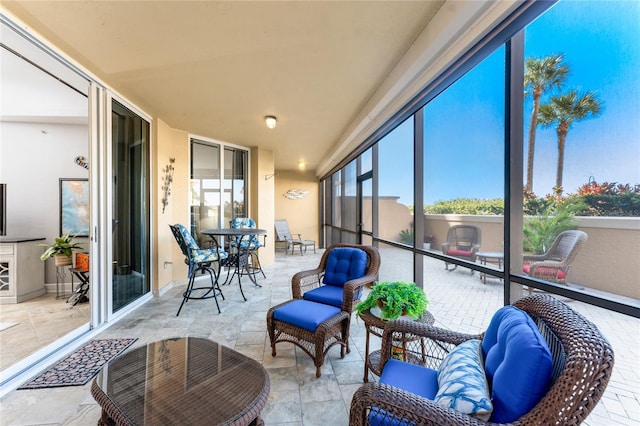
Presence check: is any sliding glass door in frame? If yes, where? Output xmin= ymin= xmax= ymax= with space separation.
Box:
xmin=111 ymin=100 xmax=150 ymax=312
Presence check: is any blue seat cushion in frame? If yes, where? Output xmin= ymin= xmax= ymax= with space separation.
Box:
xmin=380 ymin=358 xmax=439 ymax=400
xmin=303 ymin=285 xmax=344 ymax=308
xmin=369 ymin=360 xmax=438 ymax=426
xmin=322 ymin=247 xmax=368 ymax=287
xmin=481 ymin=306 xmax=553 ymax=423
xmin=273 ymin=300 xmax=342 ymax=332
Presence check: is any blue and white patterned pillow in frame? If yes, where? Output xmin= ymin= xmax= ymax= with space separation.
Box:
xmin=434 ymin=339 xmax=493 ymax=420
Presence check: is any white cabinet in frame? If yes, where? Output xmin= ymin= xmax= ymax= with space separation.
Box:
xmin=0 ymin=238 xmax=46 ymax=304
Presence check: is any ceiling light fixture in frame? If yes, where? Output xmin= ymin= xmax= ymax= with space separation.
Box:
xmin=265 ymin=116 xmax=277 ymax=129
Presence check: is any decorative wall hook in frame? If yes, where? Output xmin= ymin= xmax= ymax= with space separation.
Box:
xmin=161 ymin=158 xmax=175 ymax=214
xmin=265 ymin=173 xmax=277 ymax=181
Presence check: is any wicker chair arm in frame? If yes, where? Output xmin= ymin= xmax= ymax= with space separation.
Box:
xmin=291 ymin=268 xmax=323 ymax=299
xmin=441 ymin=242 xmax=451 ymax=251
xmin=379 ymin=320 xmax=482 ymax=370
xmin=522 ymin=253 xmax=547 ymax=262
xmin=349 ymin=382 xmax=490 ymax=426
xmin=341 ymin=272 xmax=378 ymax=312
xmin=528 ymin=260 xmax=566 ymax=271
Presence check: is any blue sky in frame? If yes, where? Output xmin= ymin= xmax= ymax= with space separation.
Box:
xmin=379 ymin=0 xmax=639 ymax=205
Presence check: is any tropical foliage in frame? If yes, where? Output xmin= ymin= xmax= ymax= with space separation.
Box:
xmin=356 ymin=281 xmax=428 ymax=320
xmin=423 ymin=180 xmax=639 ymax=217
xmin=424 ymin=198 xmax=504 ymax=215
xmin=524 ymin=54 xmax=569 ymax=193
xmin=523 ymin=198 xmax=586 ymax=254
xmin=538 ymin=89 xmax=604 ymax=194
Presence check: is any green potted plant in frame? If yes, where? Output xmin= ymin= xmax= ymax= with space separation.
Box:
xmin=39 ymin=232 xmax=84 ymax=266
xmin=356 ymin=281 xmax=428 ymax=320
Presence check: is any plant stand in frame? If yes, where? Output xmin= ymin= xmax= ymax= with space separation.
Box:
xmin=359 ymin=308 xmax=434 ymax=382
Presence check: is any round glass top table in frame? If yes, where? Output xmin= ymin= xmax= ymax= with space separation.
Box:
xmin=91 ymin=337 xmax=270 ymax=426
xmin=202 ymin=228 xmax=268 ymax=300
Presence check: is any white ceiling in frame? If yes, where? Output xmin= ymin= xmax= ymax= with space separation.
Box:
xmin=1 ymin=1 xmax=505 ymax=174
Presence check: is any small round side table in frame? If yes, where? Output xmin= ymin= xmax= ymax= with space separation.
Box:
xmin=359 ymin=308 xmax=435 ymax=382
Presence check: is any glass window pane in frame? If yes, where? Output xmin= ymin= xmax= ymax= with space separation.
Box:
xmin=191 ymin=141 xmax=220 ymax=246
xmin=378 ymin=117 xmax=414 ymax=245
xmin=342 ymin=160 xmax=357 ymax=232
xmin=521 ymin=1 xmax=640 ymax=300
xmin=423 ymin=47 xmax=505 ymax=273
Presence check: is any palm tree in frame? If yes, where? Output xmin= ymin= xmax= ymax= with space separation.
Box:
xmin=524 ymin=55 xmax=569 ymax=194
xmin=538 ymin=90 xmax=603 ymax=194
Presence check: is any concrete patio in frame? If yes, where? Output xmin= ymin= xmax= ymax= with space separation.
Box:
xmin=0 ymin=247 xmax=638 ymax=425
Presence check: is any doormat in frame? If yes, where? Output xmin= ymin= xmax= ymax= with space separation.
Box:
xmin=18 ymin=338 xmax=138 ymax=390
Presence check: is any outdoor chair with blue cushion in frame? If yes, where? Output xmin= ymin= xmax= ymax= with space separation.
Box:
xmin=230 ymin=217 xmax=266 ymax=280
xmin=349 ymin=293 xmax=614 ymax=426
xmin=169 ymin=224 xmax=228 ymax=316
xmin=293 ymin=243 xmax=381 ymax=319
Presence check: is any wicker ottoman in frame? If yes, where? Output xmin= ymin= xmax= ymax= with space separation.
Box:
xmin=267 ymin=299 xmax=350 ymax=377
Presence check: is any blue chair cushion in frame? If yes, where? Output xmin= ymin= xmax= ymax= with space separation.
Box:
xmin=380 ymin=358 xmax=439 ymax=400
xmin=322 ymin=247 xmax=368 ymax=287
xmin=434 ymin=339 xmax=493 ymax=420
xmin=303 ymin=285 xmax=344 ymax=308
xmin=272 ymin=300 xmax=341 ymax=332
xmin=481 ymin=306 xmax=553 ymax=423
xmin=230 ymin=217 xmax=261 ymax=249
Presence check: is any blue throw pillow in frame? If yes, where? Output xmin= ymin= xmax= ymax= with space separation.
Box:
xmin=322 ymin=248 xmax=367 ymax=286
xmin=434 ymin=339 xmax=493 ymax=420
xmin=482 ymin=306 xmax=553 ymax=423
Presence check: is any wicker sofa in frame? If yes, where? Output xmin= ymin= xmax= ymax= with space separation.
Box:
xmin=349 ymin=294 xmax=614 ymax=425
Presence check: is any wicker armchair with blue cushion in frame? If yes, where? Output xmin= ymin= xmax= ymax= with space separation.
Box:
xmin=267 ymin=244 xmax=380 ymax=377
xmin=293 ymin=243 xmax=380 ymax=317
xmin=170 ymin=224 xmax=228 ymax=316
xmin=349 ymin=293 xmax=614 ymax=425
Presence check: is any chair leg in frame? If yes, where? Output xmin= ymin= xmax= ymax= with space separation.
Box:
xmin=176 ymin=263 xmax=225 ymax=316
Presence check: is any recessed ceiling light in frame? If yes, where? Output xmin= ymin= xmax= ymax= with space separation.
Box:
xmin=265 ymin=116 xmax=277 ymax=129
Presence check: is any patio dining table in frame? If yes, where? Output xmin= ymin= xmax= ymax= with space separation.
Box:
xmin=202 ymin=228 xmax=267 ymax=301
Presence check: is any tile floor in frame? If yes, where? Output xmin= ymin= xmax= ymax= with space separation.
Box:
xmin=0 ymin=293 xmax=89 ymax=370
xmin=0 ymin=248 xmax=638 ymax=425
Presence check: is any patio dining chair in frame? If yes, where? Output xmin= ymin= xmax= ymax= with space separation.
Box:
xmin=230 ymin=217 xmax=266 ymax=280
xmin=169 ymin=224 xmax=227 ymax=316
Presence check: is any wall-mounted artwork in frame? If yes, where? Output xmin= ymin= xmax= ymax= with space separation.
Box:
xmin=60 ymin=179 xmax=89 ymax=237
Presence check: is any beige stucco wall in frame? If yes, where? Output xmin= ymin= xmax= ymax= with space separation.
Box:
xmin=154 ymin=119 xmax=190 ymax=292
xmin=250 ymin=147 xmax=275 ymax=266
xmin=274 ymin=170 xmax=320 ymax=249
xmin=374 ymin=198 xmax=639 ymax=299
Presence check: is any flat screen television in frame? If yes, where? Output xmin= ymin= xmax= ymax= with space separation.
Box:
xmin=0 ymin=183 xmax=6 ymax=236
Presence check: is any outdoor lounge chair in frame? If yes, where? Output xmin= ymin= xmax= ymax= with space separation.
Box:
xmin=274 ymin=219 xmax=316 ymax=255
xmin=349 ymin=293 xmax=614 ymax=425
xmin=442 ymin=224 xmax=481 ymax=273
xmin=523 ymin=229 xmax=588 ymax=284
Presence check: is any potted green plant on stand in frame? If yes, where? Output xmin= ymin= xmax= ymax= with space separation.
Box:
xmin=39 ymin=232 xmax=84 ymax=266
xmin=356 ymin=281 xmax=428 ymax=320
